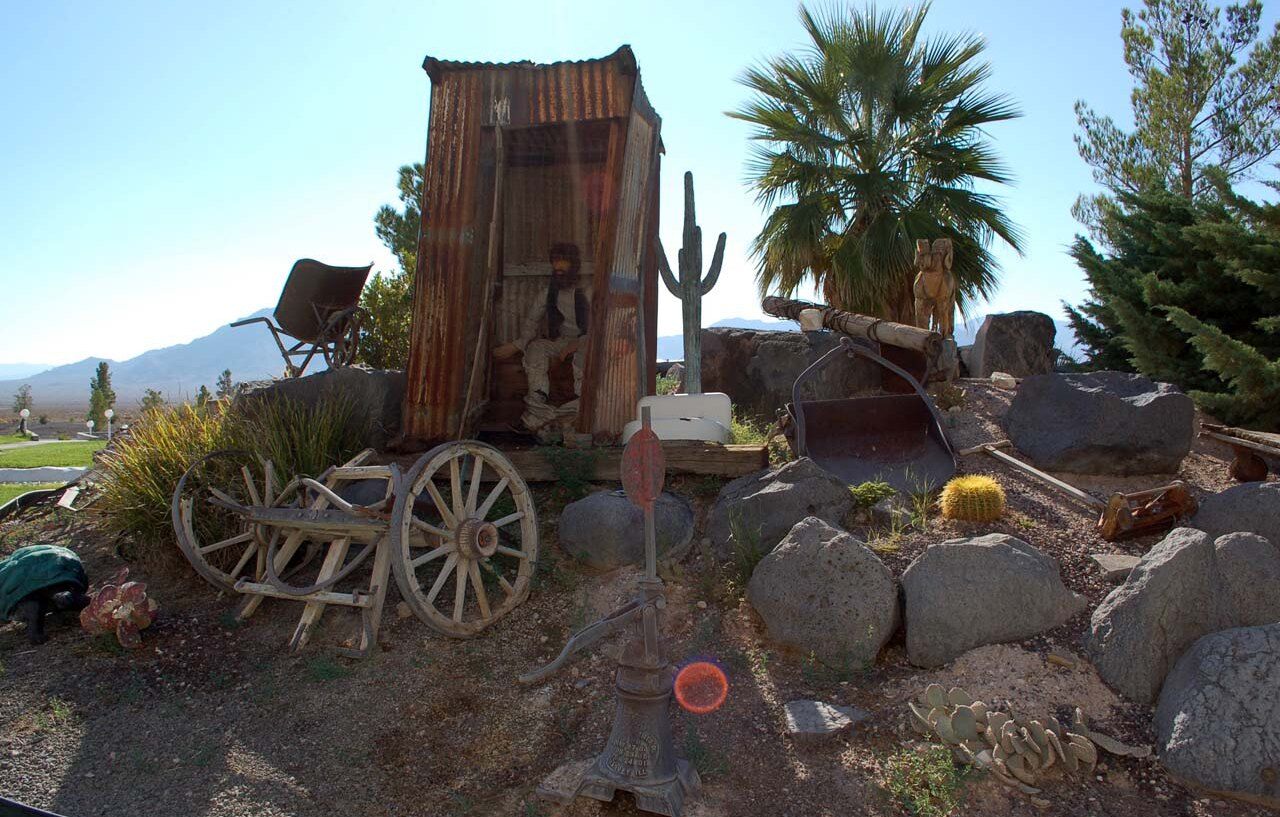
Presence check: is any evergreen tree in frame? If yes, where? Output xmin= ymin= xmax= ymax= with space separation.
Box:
xmin=215 ymin=369 xmax=234 ymax=399
xmin=1074 ymin=0 xmax=1280 ymax=233
xmin=195 ymin=385 xmax=212 ymax=407
xmin=12 ymin=384 xmax=32 ymax=414
xmin=140 ymin=388 xmax=166 ymax=413
xmin=1067 ymin=177 xmax=1280 ymax=428
xmin=88 ymin=361 xmax=116 ymax=428
xmin=357 ymin=164 xmax=422 ymax=369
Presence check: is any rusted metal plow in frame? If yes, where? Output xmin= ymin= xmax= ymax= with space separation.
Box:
xmin=521 ymin=408 xmax=699 ymax=816
xmin=171 ymin=443 xmax=538 ymax=656
xmin=961 ymin=441 xmax=1196 ymax=541
xmin=1201 ymin=423 xmax=1280 ymax=482
xmin=788 ymin=336 xmax=957 ymax=492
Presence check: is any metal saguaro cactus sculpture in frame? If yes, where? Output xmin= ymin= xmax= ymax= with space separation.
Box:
xmin=659 ymin=171 xmax=725 ymax=395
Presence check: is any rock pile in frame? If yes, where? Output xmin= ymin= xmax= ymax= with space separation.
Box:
xmin=965 ymin=311 xmax=1057 ymax=378
xmin=558 ymin=490 xmax=694 ymax=570
xmin=708 ymin=458 xmax=855 ymax=559
xmin=900 ymin=534 xmax=1086 ymax=668
xmin=746 ymin=517 xmax=898 ymax=667
xmin=1006 ymin=371 xmax=1194 ymax=475
xmin=1154 ymin=622 xmax=1280 ymax=810
xmin=1086 ymin=527 xmax=1280 ymax=704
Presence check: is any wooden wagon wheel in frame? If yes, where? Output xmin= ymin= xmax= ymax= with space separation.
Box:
xmin=321 ymin=307 xmax=364 ymax=369
xmin=171 ymin=450 xmax=282 ymax=593
xmin=390 ymin=441 xmax=538 ymax=638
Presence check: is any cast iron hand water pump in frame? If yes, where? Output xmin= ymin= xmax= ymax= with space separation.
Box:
xmin=520 ymin=407 xmax=700 ymax=816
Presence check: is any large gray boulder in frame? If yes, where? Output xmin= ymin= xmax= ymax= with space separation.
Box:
xmin=1006 ymin=371 xmax=1194 ymax=475
xmin=700 ymin=328 xmax=879 ymax=420
xmin=1154 ymin=622 xmax=1280 ymax=809
xmin=901 ymin=533 xmax=1086 ymax=668
xmin=1191 ymin=481 xmax=1280 ymax=548
xmin=708 ymin=458 xmax=855 ymax=560
xmin=1086 ymin=528 xmax=1280 ymax=704
xmin=559 ymin=491 xmax=694 ymax=571
xmin=238 ymin=366 xmax=405 ymax=449
xmin=747 ymin=517 xmax=898 ymax=667
xmin=968 ymin=311 xmax=1057 ymax=378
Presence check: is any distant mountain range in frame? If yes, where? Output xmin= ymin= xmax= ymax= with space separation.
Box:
xmin=1 ymin=307 xmax=1079 ymax=410
xmin=0 ymin=308 xmax=296 ymax=409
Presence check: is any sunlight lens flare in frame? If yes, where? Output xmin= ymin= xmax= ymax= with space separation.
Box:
xmin=674 ymin=661 xmax=728 ymax=714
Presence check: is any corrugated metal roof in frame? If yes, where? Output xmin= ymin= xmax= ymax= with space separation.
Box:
xmin=423 ymin=45 xmax=638 ymax=82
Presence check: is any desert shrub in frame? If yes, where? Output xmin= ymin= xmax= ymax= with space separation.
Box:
xmin=223 ymin=393 xmax=369 ymax=479
xmin=655 ymin=373 xmax=680 ymax=395
xmin=850 ymin=480 xmax=895 ymax=509
xmin=728 ymin=509 xmax=765 ymax=588
xmin=729 ymin=411 xmax=793 ymax=466
xmin=95 ymin=392 xmax=369 ymax=560
xmin=881 ymin=745 xmax=968 ymax=817
xmin=95 ymin=404 xmax=229 ymax=548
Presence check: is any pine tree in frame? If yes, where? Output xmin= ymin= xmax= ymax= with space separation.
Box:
xmin=140 ymin=388 xmax=166 ymax=413
xmin=1067 ymin=176 xmax=1280 ymax=428
xmin=88 ymin=361 xmax=116 ymax=428
xmin=12 ymin=384 xmax=32 ymax=414
xmin=195 ymin=385 xmax=212 ymax=407
xmin=215 ymin=369 xmax=234 ymax=400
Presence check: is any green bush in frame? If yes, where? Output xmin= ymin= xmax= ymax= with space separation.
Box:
xmin=850 ymin=480 xmax=895 ymax=509
xmin=94 ymin=393 xmax=370 ymax=561
xmin=881 ymin=746 xmax=968 ymax=817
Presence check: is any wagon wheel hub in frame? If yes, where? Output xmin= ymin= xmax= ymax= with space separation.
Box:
xmin=455 ymin=518 xmax=499 ymax=560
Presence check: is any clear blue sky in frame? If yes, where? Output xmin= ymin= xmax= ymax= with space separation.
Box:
xmin=3 ymin=0 xmax=1272 ymax=365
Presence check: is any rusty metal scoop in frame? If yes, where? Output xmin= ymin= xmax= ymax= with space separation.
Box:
xmin=961 ymin=441 xmax=1197 ymax=542
xmin=788 ymin=336 xmax=957 ymax=492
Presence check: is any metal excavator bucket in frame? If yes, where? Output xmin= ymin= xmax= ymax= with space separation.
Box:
xmin=786 ymin=337 xmax=957 ymax=493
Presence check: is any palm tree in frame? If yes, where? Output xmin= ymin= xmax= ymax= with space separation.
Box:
xmin=730 ymin=2 xmax=1024 ymax=323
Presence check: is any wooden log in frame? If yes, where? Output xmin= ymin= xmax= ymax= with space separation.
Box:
xmin=763 ymin=296 xmax=942 ymax=358
xmin=234 ymin=581 xmax=372 ymax=608
xmin=449 ymin=442 xmax=767 ymax=483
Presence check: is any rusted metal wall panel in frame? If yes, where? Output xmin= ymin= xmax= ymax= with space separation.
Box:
xmin=403 ymin=71 xmax=494 ymax=444
xmin=590 ymin=105 xmax=659 ymax=436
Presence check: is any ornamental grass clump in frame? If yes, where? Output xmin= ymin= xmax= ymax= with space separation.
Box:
xmin=939 ymin=475 xmax=1005 ymax=522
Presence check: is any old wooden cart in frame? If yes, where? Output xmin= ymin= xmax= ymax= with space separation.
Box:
xmin=170 ymin=442 xmax=538 ymax=656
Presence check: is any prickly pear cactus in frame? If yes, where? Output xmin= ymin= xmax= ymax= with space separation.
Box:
xmin=658 ymin=171 xmax=725 ymax=395
xmin=907 ymin=685 xmax=1123 ymax=795
xmin=939 ymin=475 xmax=1006 ymax=522
xmin=80 ymin=567 xmax=158 ymax=649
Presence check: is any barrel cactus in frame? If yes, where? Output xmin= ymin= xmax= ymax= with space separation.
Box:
xmin=939 ymin=475 xmax=1005 ymax=522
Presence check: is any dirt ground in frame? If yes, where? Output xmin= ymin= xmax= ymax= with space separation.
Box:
xmin=1 ymin=382 xmax=1276 ymax=817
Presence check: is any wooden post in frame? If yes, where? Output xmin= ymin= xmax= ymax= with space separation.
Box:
xmin=659 ymin=171 xmax=725 ymax=394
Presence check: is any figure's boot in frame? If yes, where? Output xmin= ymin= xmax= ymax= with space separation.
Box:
xmin=14 ymin=598 xmax=48 ymax=644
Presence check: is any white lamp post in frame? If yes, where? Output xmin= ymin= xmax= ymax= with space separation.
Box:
xmin=86 ymin=419 xmax=95 ymax=438
xmin=104 ymin=408 xmax=114 ymax=440
xmin=19 ymin=408 xmax=29 ymax=435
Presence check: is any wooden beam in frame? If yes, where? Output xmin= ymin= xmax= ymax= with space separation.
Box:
xmin=501 ymin=442 xmax=767 ymax=482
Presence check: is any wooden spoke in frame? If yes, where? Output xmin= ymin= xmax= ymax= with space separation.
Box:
xmin=208 ymin=486 xmax=241 ymax=508
xmin=241 ymin=466 xmax=262 ymax=507
xmin=467 ymin=559 xmax=491 ymax=619
xmin=426 ymin=553 xmax=458 ymax=604
xmin=424 ymin=481 xmax=456 ymax=528
xmin=466 ymin=456 xmax=484 ymax=515
xmin=481 ymin=558 xmax=514 ymax=595
xmin=411 ymin=544 xmax=453 ymax=569
xmin=495 ymin=545 xmax=529 ymax=560
xmin=410 ymin=515 xmax=450 ymax=539
xmin=492 ymin=511 xmax=524 ymax=528
xmin=199 ymin=530 xmax=254 ymax=555
xmin=263 ymin=460 xmax=275 ymax=506
xmin=449 ymin=456 xmax=464 ymax=519
xmin=475 ymin=478 xmax=509 ymax=520
xmin=452 ymin=560 xmax=468 ymax=622
xmin=228 ymin=539 xmax=259 ymax=580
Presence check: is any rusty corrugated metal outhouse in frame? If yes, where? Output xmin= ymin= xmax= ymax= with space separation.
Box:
xmin=401 ymin=45 xmax=663 ymax=446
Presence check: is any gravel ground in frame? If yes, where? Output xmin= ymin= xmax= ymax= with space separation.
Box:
xmin=0 ymin=383 xmax=1275 ymax=817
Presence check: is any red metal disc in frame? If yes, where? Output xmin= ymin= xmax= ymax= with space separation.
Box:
xmin=621 ymin=426 xmax=665 ymax=510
